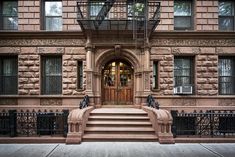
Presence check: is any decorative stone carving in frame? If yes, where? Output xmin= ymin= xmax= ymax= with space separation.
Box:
xmin=151 ymin=39 xmax=235 ymax=47
xmin=0 ymin=99 xmax=17 ymax=105
xmin=173 ymin=99 xmax=196 ymax=106
xmin=0 ymin=39 xmax=85 ymax=47
xmin=38 ymin=47 xmax=64 ymax=54
xmin=219 ymin=99 xmax=235 ymax=106
xmin=40 ymin=99 xmax=62 ymax=106
xmin=0 ymin=47 xmax=20 ymax=54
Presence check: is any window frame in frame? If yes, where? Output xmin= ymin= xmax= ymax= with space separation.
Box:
xmin=218 ymin=56 xmax=235 ymax=95
xmin=0 ymin=56 xmax=18 ymax=95
xmin=0 ymin=0 xmax=18 ymax=30
xmin=152 ymin=61 xmax=159 ymax=90
xmin=77 ymin=60 xmax=83 ymax=90
xmin=41 ymin=0 xmax=63 ymax=31
xmin=41 ymin=56 xmax=62 ymax=95
xmin=174 ymin=0 xmax=193 ymax=30
xmin=218 ymin=0 xmax=235 ymax=31
xmin=173 ymin=56 xmax=194 ymax=94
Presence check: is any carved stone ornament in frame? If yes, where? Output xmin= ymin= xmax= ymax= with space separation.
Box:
xmin=0 ymin=98 xmax=18 ymax=105
xmin=40 ymin=98 xmax=62 ymax=106
xmin=0 ymin=39 xmax=85 ymax=47
xmin=174 ymin=99 xmax=196 ymax=106
xmin=151 ymin=39 xmax=235 ymax=47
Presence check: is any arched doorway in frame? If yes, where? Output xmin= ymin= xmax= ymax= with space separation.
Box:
xmin=102 ymin=60 xmax=134 ymax=105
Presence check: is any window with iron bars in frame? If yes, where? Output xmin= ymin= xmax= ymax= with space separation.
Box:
xmin=0 ymin=56 xmax=18 ymax=95
xmin=219 ymin=57 xmax=235 ymax=95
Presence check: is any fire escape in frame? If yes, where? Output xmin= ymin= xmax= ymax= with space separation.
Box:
xmin=77 ymin=0 xmax=160 ymax=45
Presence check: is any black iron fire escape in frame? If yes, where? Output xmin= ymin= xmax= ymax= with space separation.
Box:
xmin=76 ymin=0 xmax=160 ymax=44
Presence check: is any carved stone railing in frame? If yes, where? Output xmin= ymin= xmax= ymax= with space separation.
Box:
xmin=142 ymin=106 xmax=175 ymax=144
xmin=66 ymin=106 xmax=94 ymax=144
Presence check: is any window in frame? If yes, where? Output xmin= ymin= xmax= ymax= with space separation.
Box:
xmin=174 ymin=0 xmax=192 ymax=30
xmin=219 ymin=57 xmax=235 ymax=95
xmin=0 ymin=56 xmax=18 ymax=95
xmin=89 ymin=0 xmax=105 ymax=19
xmin=41 ymin=56 xmax=62 ymax=95
xmin=43 ymin=0 xmax=62 ymax=31
xmin=127 ymin=0 xmax=145 ymax=19
xmin=219 ymin=1 xmax=234 ymax=30
xmin=0 ymin=0 xmax=18 ymax=30
xmin=152 ymin=61 xmax=159 ymax=90
xmin=174 ymin=57 xmax=194 ymax=93
xmin=77 ymin=61 xmax=83 ymax=89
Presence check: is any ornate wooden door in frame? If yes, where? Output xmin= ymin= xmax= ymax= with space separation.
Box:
xmin=102 ymin=61 xmax=133 ymax=105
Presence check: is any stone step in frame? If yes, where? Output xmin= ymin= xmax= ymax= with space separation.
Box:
xmin=83 ymin=134 xmax=158 ymax=141
xmin=86 ymin=121 xmax=152 ymax=126
xmin=88 ymin=116 xmax=150 ymax=121
xmin=85 ymin=127 xmax=155 ymax=132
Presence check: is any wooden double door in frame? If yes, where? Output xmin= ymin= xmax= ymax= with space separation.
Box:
xmin=102 ymin=61 xmax=133 ymax=105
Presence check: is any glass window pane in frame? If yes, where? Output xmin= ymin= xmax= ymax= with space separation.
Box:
xmin=3 ymin=1 xmax=18 ymax=16
xmin=219 ymin=2 xmax=233 ymax=16
xmin=90 ymin=2 xmax=104 ymax=17
xmin=219 ymin=17 xmax=234 ymax=30
xmin=45 ymin=2 xmax=62 ymax=16
xmin=174 ymin=1 xmax=191 ymax=16
xmin=42 ymin=57 xmax=62 ymax=95
xmin=3 ymin=17 xmax=18 ymax=30
xmin=46 ymin=17 xmax=62 ymax=31
xmin=174 ymin=16 xmax=191 ymax=29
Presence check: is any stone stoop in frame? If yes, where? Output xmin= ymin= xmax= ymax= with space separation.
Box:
xmin=82 ymin=108 xmax=158 ymax=141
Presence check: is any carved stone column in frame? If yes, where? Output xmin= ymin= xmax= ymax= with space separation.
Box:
xmin=85 ymin=38 xmax=95 ymax=106
xmin=143 ymin=46 xmax=151 ymax=95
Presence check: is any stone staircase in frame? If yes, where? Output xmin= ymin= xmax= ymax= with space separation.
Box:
xmin=83 ymin=108 xmax=158 ymax=141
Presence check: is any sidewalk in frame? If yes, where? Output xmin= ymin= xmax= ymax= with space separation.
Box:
xmin=0 ymin=143 xmax=235 ymax=157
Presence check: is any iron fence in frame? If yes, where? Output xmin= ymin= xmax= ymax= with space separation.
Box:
xmin=0 ymin=109 xmax=69 ymax=137
xmin=171 ymin=110 xmax=235 ymax=138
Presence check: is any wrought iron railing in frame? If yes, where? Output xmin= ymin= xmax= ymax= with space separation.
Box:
xmin=0 ymin=109 xmax=69 ymax=137
xmin=171 ymin=110 xmax=235 ymax=138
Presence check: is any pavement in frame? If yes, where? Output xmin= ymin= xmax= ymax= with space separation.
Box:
xmin=0 ymin=142 xmax=235 ymax=157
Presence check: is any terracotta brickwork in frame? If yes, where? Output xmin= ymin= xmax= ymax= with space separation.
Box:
xmin=196 ymin=0 xmax=218 ymax=30
xmin=62 ymin=0 xmax=81 ymax=30
xmin=18 ymin=0 xmax=40 ymax=31
xmin=157 ymin=0 xmax=174 ymax=31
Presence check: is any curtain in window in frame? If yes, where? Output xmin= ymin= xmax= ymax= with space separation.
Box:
xmin=0 ymin=57 xmax=18 ymax=94
xmin=174 ymin=58 xmax=192 ymax=87
xmin=42 ymin=57 xmax=62 ymax=95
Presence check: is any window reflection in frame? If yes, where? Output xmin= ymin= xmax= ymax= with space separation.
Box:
xmin=2 ymin=1 xmax=18 ymax=30
xmin=45 ymin=1 xmax=62 ymax=31
xmin=219 ymin=1 xmax=234 ymax=30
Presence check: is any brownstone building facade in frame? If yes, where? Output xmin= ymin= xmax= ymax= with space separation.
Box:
xmin=0 ymin=0 xmax=235 ymax=114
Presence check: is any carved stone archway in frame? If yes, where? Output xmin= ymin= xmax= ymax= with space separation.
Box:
xmin=92 ymin=47 xmax=142 ymax=107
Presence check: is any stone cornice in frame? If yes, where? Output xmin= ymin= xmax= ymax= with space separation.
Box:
xmin=151 ymin=31 xmax=235 ymax=39
xmin=0 ymin=31 xmax=85 ymax=39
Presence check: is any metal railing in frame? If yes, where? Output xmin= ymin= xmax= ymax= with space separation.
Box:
xmin=171 ymin=110 xmax=235 ymax=138
xmin=77 ymin=1 xmax=160 ymax=20
xmin=0 ymin=110 xmax=69 ymax=137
